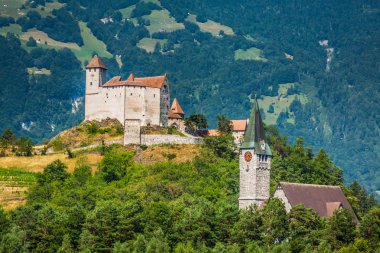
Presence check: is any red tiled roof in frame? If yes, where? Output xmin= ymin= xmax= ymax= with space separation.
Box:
xmin=278 ymin=182 xmax=358 ymax=223
xmin=169 ymin=111 xmax=183 ymax=119
xmin=86 ymin=55 xmax=107 ymax=69
xmin=207 ymin=129 xmax=220 ymax=136
xmin=231 ymin=119 xmax=247 ymax=131
xmin=170 ymin=98 xmax=185 ymax=115
xmin=102 ymin=74 xmax=167 ymax=89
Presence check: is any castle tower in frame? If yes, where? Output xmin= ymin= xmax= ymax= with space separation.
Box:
xmin=85 ymin=55 xmax=107 ymax=120
xmin=239 ymin=98 xmax=272 ymax=209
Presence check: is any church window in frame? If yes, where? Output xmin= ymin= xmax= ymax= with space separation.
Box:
xmin=130 ymin=93 xmax=132 ymax=96
xmin=154 ymin=94 xmax=155 ymax=98
xmin=90 ymin=82 xmax=92 ymax=86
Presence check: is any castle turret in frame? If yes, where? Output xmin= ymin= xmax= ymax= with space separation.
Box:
xmin=85 ymin=55 xmax=107 ymax=120
xmin=85 ymin=55 xmax=107 ymax=93
xmin=239 ymin=97 xmax=272 ymax=209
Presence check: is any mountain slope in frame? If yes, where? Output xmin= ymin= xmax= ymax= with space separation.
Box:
xmin=0 ymin=0 xmax=379 ymax=196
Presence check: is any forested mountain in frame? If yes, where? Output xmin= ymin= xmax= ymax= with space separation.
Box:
xmin=0 ymin=0 xmax=379 ymax=196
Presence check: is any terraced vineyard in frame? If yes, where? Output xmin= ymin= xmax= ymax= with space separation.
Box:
xmin=0 ymin=168 xmax=36 ymax=210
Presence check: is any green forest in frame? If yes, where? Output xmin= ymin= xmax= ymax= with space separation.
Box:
xmin=0 ymin=0 xmax=379 ymax=197
xmin=0 ymin=127 xmax=379 ymax=252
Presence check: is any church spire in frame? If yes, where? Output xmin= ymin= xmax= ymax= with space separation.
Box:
xmin=240 ymin=97 xmax=271 ymax=155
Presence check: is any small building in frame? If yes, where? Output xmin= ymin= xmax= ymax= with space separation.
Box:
xmin=231 ymin=119 xmax=247 ymax=145
xmin=207 ymin=119 xmax=248 ymax=145
xmin=273 ymin=182 xmax=359 ymax=223
xmin=168 ymin=98 xmax=185 ymax=132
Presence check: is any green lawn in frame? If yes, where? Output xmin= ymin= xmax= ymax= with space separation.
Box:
xmin=186 ymin=14 xmax=234 ymax=36
xmin=235 ymin=47 xmax=267 ymax=62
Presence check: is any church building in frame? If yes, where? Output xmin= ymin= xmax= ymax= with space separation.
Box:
xmin=239 ymin=98 xmax=272 ymax=209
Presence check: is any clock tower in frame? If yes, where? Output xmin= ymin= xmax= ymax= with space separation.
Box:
xmin=239 ymin=98 xmax=272 ymax=209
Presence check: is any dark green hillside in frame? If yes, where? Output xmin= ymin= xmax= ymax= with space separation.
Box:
xmin=0 ymin=0 xmax=379 ymax=196
xmin=0 ymin=130 xmax=378 ymax=252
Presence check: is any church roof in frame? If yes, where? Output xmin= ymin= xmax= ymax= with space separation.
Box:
xmin=170 ymin=98 xmax=185 ymax=115
xmin=240 ymin=98 xmax=271 ymax=155
xmin=277 ymin=182 xmax=358 ymax=223
xmin=86 ymin=55 xmax=107 ymax=69
xmin=102 ymin=74 xmax=167 ymax=89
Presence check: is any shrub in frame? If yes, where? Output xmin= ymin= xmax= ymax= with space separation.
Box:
xmin=86 ymin=121 xmax=99 ymax=135
xmin=51 ymin=138 xmax=65 ymax=151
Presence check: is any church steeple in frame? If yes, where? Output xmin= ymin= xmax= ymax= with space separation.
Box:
xmin=240 ymin=97 xmax=271 ymax=155
xmin=239 ymin=97 xmax=272 ymax=210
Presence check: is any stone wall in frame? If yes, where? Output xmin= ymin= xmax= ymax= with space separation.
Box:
xmin=168 ymin=118 xmax=186 ymax=133
xmin=141 ymin=134 xmax=202 ymax=146
xmin=159 ymin=80 xmax=170 ymax=127
xmin=124 ymin=119 xmax=141 ymax=145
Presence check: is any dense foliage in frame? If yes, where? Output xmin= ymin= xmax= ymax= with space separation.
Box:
xmin=0 ymin=0 xmax=379 ymax=196
xmin=0 ymin=129 xmax=379 ymax=252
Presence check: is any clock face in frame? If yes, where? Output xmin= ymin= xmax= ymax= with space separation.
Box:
xmin=244 ymin=151 xmax=252 ymax=162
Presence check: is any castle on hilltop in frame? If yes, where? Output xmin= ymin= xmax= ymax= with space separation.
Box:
xmin=84 ymin=56 xmax=195 ymax=145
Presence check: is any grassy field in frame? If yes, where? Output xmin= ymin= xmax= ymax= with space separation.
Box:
xmin=0 ymin=22 xmax=113 ymax=66
xmin=27 ymin=67 xmax=51 ymax=75
xmin=137 ymin=37 xmax=167 ymax=53
xmin=0 ymin=23 xmax=22 ymax=35
xmin=0 ymin=167 xmax=36 ymax=210
xmin=72 ymin=21 xmax=113 ymax=64
xmin=0 ymin=153 xmax=103 ymax=173
xmin=143 ymin=10 xmax=184 ymax=35
xmin=21 ymin=29 xmax=80 ymax=49
xmin=0 ymin=152 xmax=102 ymax=210
xmin=134 ymin=144 xmax=200 ymax=165
xmin=186 ymin=14 xmax=234 ymax=36
xmin=259 ymin=83 xmax=308 ymax=125
xmin=120 ymin=4 xmax=136 ymax=19
xmin=235 ymin=47 xmax=267 ymax=62
xmin=0 ymin=0 xmax=63 ymax=18
xmin=0 ymin=0 xmax=25 ymax=18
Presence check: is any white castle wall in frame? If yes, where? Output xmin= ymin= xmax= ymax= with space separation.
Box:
xmin=85 ymin=86 xmax=125 ymax=124
xmin=124 ymin=86 xmax=147 ymax=125
xmin=144 ymin=87 xmax=161 ymax=126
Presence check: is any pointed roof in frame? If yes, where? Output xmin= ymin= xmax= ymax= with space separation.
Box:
xmin=170 ymin=98 xmax=185 ymax=115
xmin=240 ymin=97 xmax=271 ymax=155
xmin=86 ymin=55 xmax=107 ymax=69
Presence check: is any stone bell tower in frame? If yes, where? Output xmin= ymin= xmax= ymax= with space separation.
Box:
xmin=239 ymin=98 xmax=272 ymax=209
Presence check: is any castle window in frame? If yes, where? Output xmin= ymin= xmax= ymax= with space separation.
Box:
xmin=90 ymin=82 xmax=92 ymax=86
xmin=130 ymin=93 xmax=132 ymax=96
xmin=154 ymin=94 xmax=155 ymax=98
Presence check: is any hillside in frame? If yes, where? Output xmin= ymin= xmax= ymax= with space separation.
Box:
xmin=0 ymin=0 xmax=379 ymax=197
xmin=0 ymin=125 xmax=378 ymax=252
